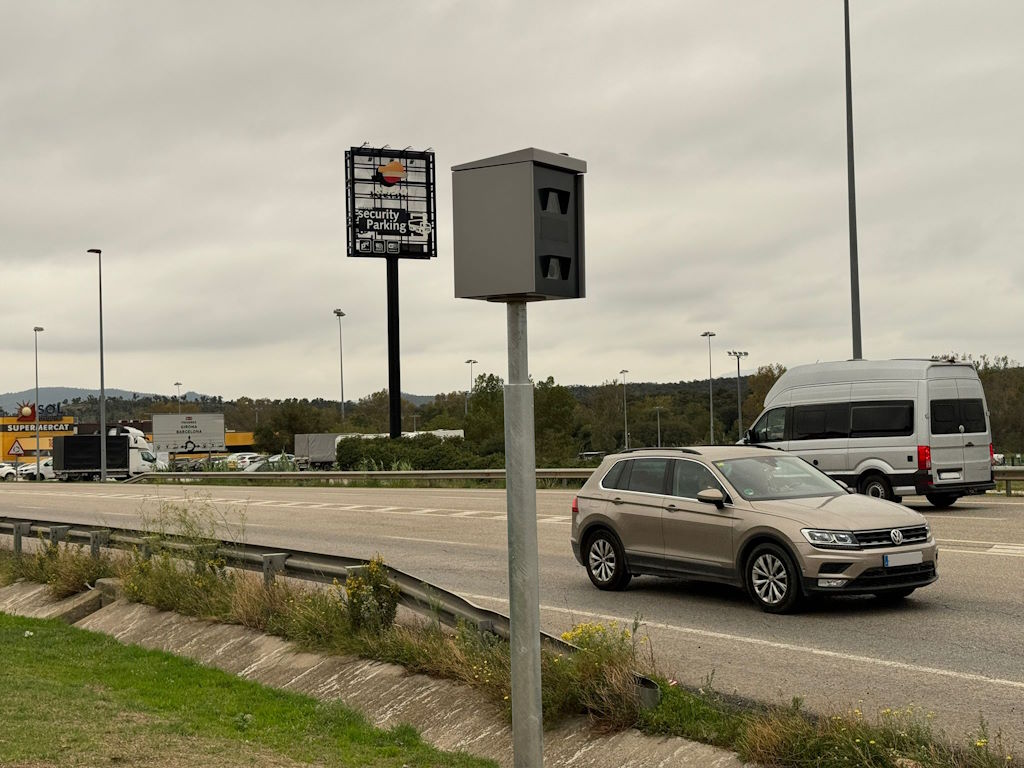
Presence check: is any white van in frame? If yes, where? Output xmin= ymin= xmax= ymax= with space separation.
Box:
xmin=745 ymin=359 xmax=995 ymax=507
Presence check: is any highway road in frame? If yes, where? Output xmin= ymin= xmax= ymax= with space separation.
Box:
xmin=2 ymin=482 xmax=1022 ymax=750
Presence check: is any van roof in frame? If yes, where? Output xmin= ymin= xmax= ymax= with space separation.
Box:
xmin=764 ymin=359 xmax=978 ymax=405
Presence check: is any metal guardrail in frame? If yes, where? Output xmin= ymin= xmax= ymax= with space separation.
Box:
xmin=124 ymin=468 xmax=593 ymax=484
xmin=0 ymin=514 xmax=661 ymax=707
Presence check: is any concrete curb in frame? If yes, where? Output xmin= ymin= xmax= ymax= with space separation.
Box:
xmin=0 ymin=582 xmax=748 ymax=768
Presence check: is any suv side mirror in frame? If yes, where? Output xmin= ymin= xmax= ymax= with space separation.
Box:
xmin=837 ymin=480 xmax=855 ymax=494
xmin=697 ymin=488 xmax=725 ymax=509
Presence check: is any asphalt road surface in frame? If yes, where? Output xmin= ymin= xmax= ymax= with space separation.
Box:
xmin=2 ymin=482 xmax=1021 ymax=750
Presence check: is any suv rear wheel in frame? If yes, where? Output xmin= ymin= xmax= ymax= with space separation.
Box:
xmin=746 ymin=543 xmax=801 ymax=613
xmin=584 ymin=530 xmax=631 ymax=591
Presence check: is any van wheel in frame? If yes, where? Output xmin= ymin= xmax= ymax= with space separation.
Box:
xmin=859 ymin=473 xmax=895 ymax=501
xmin=746 ymin=543 xmax=802 ymax=613
xmin=584 ymin=530 xmax=632 ymax=591
xmin=925 ymin=493 xmax=959 ymax=509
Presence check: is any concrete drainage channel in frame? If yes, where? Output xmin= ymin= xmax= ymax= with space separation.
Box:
xmin=0 ymin=578 xmax=747 ymax=767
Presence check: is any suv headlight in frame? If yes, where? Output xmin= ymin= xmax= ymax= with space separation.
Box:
xmin=801 ymin=529 xmax=859 ymax=550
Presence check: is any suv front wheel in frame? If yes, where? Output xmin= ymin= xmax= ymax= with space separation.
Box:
xmin=746 ymin=543 xmax=802 ymax=613
xmin=584 ymin=530 xmax=632 ymax=591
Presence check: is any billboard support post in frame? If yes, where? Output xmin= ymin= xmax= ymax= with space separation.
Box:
xmin=386 ymin=256 xmax=402 ymax=438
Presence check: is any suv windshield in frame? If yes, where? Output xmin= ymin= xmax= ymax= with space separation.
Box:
xmin=713 ymin=455 xmax=843 ymax=501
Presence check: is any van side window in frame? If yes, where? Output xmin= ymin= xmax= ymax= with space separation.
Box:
xmin=625 ymin=458 xmax=670 ymax=495
xmin=750 ymin=408 xmax=786 ymax=443
xmin=792 ymin=403 xmax=850 ymax=441
xmin=930 ymin=398 xmax=987 ymax=435
xmin=850 ymin=401 xmax=914 ymax=438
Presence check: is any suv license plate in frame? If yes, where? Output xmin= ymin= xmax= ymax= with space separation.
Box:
xmin=884 ymin=551 xmax=923 ymax=568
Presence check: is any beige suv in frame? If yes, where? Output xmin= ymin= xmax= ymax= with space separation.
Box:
xmin=570 ymin=446 xmax=938 ymax=613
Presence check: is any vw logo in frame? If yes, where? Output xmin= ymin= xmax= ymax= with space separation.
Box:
xmin=890 ymin=529 xmax=904 ymax=545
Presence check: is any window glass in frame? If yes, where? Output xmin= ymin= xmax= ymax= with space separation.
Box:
xmin=714 ymin=456 xmax=843 ymax=501
xmin=601 ymin=460 xmax=628 ymax=490
xmin=671 ymin=460 xmax=725 ymax=499
xmin=850 ymin=401 xmax=914 ymax=438
xmin=960 ymin=399 xmax=987 ymax=433
xmin=751 ymin=408 xmax=786 ymax=443
xmin=930 ymin=400 xmax=959 ymax=435
xmin=625 ymin=458 xmax=669 ymax=495
xmin=791 ymin=403 xmax=849 ymax=441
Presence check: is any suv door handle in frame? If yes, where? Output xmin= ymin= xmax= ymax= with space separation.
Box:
xmin=611 ymin=497 xmax=624 ymax=505
xmin=665 ymin=504 xmax=679 ymax=512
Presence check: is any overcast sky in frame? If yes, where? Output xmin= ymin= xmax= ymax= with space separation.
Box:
xmin=2 ymin=1 xmax=1021 ymax=403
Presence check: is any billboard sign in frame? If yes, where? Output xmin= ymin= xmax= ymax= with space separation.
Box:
xmin=152 ymin=413 xmax=226 ymax=453
xmin=345 ymin=147 xmax=437 ymax=259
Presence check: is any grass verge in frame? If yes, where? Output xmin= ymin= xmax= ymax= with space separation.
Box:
xmin=0 ymin=612 xmax=493 ymax=768
xmin=1 ymin=518 xmax=1019 ymax=768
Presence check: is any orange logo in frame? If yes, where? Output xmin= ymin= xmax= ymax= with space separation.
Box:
xmin=15 ymin=402 xmax=35 ymax=422
xmin=375 ymin=160 xmax=406 ymax=187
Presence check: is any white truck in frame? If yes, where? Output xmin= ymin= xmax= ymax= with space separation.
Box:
xmin=54 ymin=426 xmax=161 ymax=480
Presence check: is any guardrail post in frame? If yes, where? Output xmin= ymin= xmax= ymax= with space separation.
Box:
xmin=1007 ymin=479 xmax=1013 ymax=497
xmin=262 ymin=553 xmax=289 ymax=586
xmin=12 ymin=522 xmax=32 ymax=555
xmin=141 ymin=536 xmax=161 ymax=560
xmin=88 ymin=530 xmax=111 ymax=559
xmin=47 ymin=526 xmax=71 ymax=546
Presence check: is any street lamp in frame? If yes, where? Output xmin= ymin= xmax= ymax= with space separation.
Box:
xmin=33 ymin=326 xmax=44 ymax=481
xmin=333 ymin=309 xmax=346 ymax=420
xmin=619 ymin=369 xmax=629 ymax=450
xmin=727 ymin=350 xmax=749 ymax=441
xmin=174 ymin=381 xmax=183 ymax=414
xmin=700 ymin=331 xmax=716 ymax=444
xmin=87 ymin=248 xmax=106 ymax=482
xmin=464 ymin=359 xmax=478 ymax=417
xmin=844 ymin=0 xmax=862 ymax=360
xmin=654 ymin=406 xmax=663 ymax=448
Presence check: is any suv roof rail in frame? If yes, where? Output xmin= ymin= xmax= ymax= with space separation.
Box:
xmin=617 ymin=447 xmax=702 ymax=455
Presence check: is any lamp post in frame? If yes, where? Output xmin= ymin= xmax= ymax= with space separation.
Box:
xmin=33 ymin=326 xmax=44 ymax=481
xmin=845 ymin=0 xmax=862 ymax=360
xmin=333 ymin=309 xmax=346 ymax=420
xmin=87 ymin=249 xmax=106 ymax=482
xmin=174 ymin=381 xmax=182 ymax=414
xmin=700 ymin=331 xmax=716 ymax=444
xmin=465 ymin=358 xmax=478 ymax=417
xmin=619 ymin=369 xmax=629 ymax=450
xmin=727 ymin=350 xmax=748 ymax=441
xmin=654 ymin=406 xmax=663 ymax=448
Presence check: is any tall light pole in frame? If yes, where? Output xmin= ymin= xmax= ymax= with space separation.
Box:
xmin=619 ymin=369 xmax=629 ymax=450
xmin=727 ymin=350 xmax=748 ymax=441
xmin=701 ymin=331 xmax=716 ymax=444
xmin=654 ymin=406 xmax=663 ymax=448
xmin=845 ymin=0 xmax=862 ymax=360
xmin=333 ymin=309 xmax=346 ymax=420
xmin=87 ymin=249 xmax=106 ymax=482
xmin=174 ymin=381 xmax=182 ymax=414
xmin=33 ymin=326 xmax=44 ymax=481
xmin=464 ymin=358 xmax=478 ymax=417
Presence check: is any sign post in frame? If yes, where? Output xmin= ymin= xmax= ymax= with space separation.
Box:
xmin=452 ymin=148 xmax=586 ymax=768
xmin=345 ymin=147 xmax=437 ymax=438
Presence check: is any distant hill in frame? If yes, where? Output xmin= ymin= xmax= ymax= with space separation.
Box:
xmin=0 ymin=387 xmax=159 ymax=416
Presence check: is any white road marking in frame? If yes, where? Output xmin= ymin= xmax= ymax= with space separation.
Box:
xmin=938 ymin=537 xmax=1022 ymax=547
xmin=942 ymin=547 xmax=1024 ymax=558
xmin=463 ymin=592 xmax=1024 ymax=692
xmin=382 ymin=535 xmax=497 ymax=548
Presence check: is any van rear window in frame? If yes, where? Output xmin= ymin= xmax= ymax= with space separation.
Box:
xmin=850 ymin=401 xmax=914 ymax=438
xmin=931 ymin=399 xmax=987 ymax=435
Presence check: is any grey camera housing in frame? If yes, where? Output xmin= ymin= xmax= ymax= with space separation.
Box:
xmin=452 ymin=148 xmax=586 ymax=301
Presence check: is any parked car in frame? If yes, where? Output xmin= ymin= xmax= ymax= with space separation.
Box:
xmin=745 ymin=358 xmax=996 ymax=507
xmin=571 ymin=446 xmax=938 ymax=613
xmin=223 ymin=452 xmax=263 ymax=470
xmin=18 ymin=458 xmax=55 ymax=481
xmin=0 ymin=462 xmax=17 ymax=481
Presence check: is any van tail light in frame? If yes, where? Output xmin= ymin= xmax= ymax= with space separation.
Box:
xmin=990 ymin=444 xmax=995 ymax=465
xmin=571 ymin=496 xmax=579 ymax=519
xmin=917 ymin=445 xmax=932 ymax=471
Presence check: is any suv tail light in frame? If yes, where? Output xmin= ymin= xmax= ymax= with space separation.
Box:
xmin=917 ymin=445 xmax=932 ymax=471
xmin=571 ymin=496 xmax=579 ymax=519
